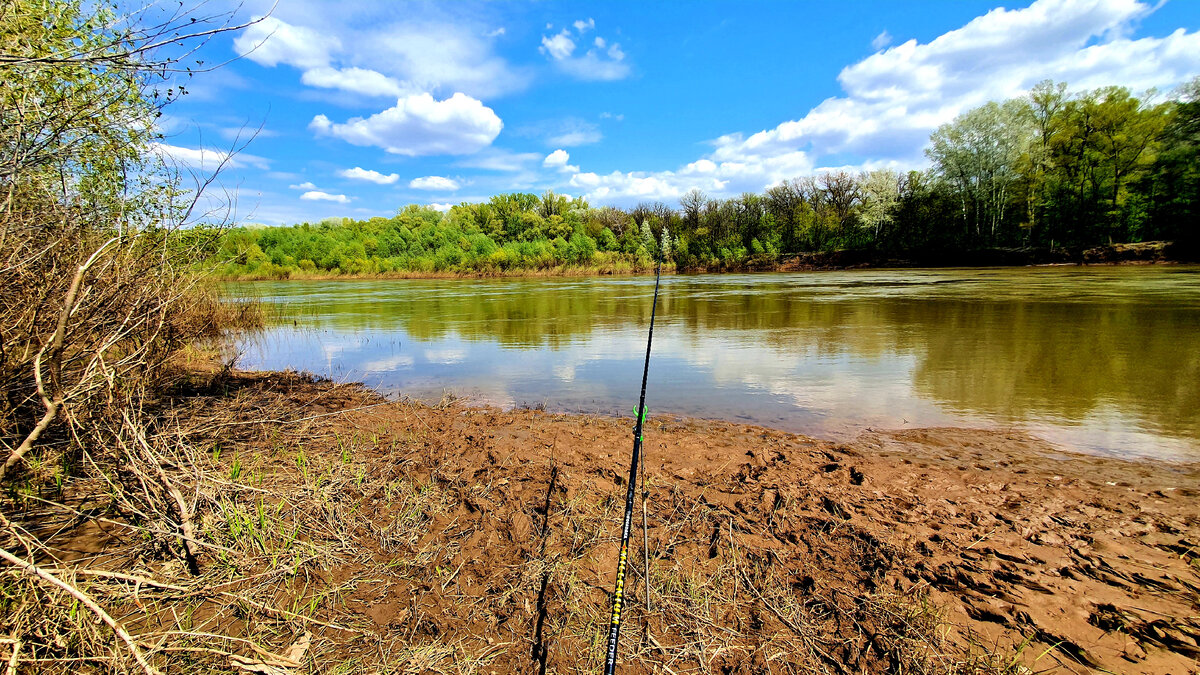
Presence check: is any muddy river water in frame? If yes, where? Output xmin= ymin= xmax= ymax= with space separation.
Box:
xmin=229 ymin=265 xmax=1200 ymax=461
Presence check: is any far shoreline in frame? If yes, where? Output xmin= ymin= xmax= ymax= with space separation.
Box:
xmin=213 ymin=240 xmax=1195 ymax=282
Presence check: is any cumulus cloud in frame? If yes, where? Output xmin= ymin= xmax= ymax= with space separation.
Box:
xmin=410 ymin=176 xmax=461 ymax=191
xmin=543 ymin=149 xmax=579 ymax=173
xmin=288 ymin=181 xmax=318 ymax=190
xmin=564 ymin=0 xmax=1200 ymax=206
xmin=567 ymin=151 xmax=813 ymax=203
xmin=540 ymin=21 xmax=630 ymax=81
xmin=233 ymin=16 xmax=339 ymax=70
xmin=300 ymin=191 xmax=351 ymax=204
xmin=427 ymin=203 xmax=455 ymax=212
xmin=236 ymin=14 xmax=514 ymax=160
xmin=340 ymin=167 xmax=400 ymax=184
xmin=872 ymin=30 xmax=893 ymax=51
xmin=540 ymin=31 xmax=575 ymax=61
xmin=310 ymin=93 xmax=503 ymax=156
xmin=705 ymin=0 xmax=1200 ymax=172
xmin=148 ymin=142 xmax=270 ymax=171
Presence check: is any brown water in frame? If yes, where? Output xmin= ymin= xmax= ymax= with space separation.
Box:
xmin=229 ymin=265 xmax=1200 ymax=461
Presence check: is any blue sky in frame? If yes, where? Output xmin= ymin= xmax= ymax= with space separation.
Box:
xmin=154 ymin=0 xmax=1200 ymax=225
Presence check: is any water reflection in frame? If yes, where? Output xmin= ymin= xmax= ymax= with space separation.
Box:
xmin=228 ymin=266 xmax=1200 ymax=461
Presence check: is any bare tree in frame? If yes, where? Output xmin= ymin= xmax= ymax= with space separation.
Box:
xmin=680 ymin=189 xmax=706 ymax=229
xmin=819 ymin=171 xmax=862 ymax=232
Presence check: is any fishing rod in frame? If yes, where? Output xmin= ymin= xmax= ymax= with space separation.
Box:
xmin=603 ymin=251 xmax=663 ymax=675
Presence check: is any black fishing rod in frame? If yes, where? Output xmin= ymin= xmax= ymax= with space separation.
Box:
xmin=603 ymin=253 xmax=663 ymax=675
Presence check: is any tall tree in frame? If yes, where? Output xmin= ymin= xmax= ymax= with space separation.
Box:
xmin=859 ymin=170 xmax=900 ymax=242
xmin=927 ymin=99 xmax=1033 ymax=244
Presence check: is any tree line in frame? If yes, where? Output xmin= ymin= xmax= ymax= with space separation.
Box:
xmin=211 ymin=78 xmax=1199 ymax=278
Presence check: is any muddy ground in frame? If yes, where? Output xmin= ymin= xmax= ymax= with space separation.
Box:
xmin=35 ymin=372 xmax=1200 ymax=673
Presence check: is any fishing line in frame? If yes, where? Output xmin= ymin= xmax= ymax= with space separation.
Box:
xmin=603 ymin=253 xmax=663 ymax=675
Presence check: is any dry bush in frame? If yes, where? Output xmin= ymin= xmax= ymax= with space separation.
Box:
xmin=0 ymin=1 xmax=276 ymax=672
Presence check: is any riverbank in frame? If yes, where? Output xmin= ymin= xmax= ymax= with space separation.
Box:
xmin=29 ymin=369 xmax=1199 ymax=673
xmin=212 ymin=241 xmax=1193 ymax=281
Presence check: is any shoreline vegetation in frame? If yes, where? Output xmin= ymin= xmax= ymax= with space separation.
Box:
xmin=3 ymin=2 xmax=1199 ymax=673
xmin=215 ymin=240 xmax=1191 ymax=282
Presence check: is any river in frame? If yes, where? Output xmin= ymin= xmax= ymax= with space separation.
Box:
xmin=228 ymin=265 xmax=1200 ymax=462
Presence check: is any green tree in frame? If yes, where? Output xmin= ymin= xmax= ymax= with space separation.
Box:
xmin=1148 ymin=77 xmax=1200 ymax=246
xmin=927 ymin=99 xmax=1033 ymax=244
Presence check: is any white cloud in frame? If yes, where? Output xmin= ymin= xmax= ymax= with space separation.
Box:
xmin=300 ymin=66 xmax=410 ymax=98
xmin=289 ymin=181 xmax=318 ymax=190
xmin=300 ymin=191 xmax=351 ymax=204
xmin=410 ymin=176 xmax=461 ymax=191
xmin=708 ymin=0 xmax=1200 ymax=169
xmin=564 ymin=0 xmax=1200 ymax=206
xmin=232 ymin=13 xmax=528 ymax=101
xmin=872 ymin=30 xmax=893 ymax=51
xmin=340 ymin=167 xmax=400 ymax=185
xmin=566 ymin=150 xmax=812 ymax=203
xmin=366 ymin=22 xmax=530 ymax=100
xmin=310 ymin=93 xmax=503 ymax=156
xmin=234 ymin=16 xmax=340 ymax=70
xmin=543 ymin=149 xmax=579 ymax=173
xmin=239 ymin=15 xmax=513 ymax=161
xmin=540 ymin=23 xmax=630 ymax=81
xmin=233 ymin=17 xmax=409 ymax=100
xmin=148 ymin=142 xmax=270 ymax=171
xmin=540 ymin=31 xmax=576 ymax=60
xmin=427 ymin=202 xmax=455 ymax=212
